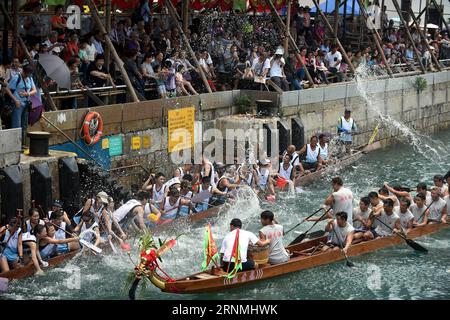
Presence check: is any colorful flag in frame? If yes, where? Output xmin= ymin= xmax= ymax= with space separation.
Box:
xmin=201 ymin=223 xmax=219 ymax=271
xmin=226 ymin=228 xmax=242 ymax=278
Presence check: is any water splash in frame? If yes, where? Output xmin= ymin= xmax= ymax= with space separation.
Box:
xmin=353 ymin=63 xmax=448 ymax=170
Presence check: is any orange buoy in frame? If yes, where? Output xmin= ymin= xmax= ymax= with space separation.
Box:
xmin=81 ymin=111 xmax=103 ymax=146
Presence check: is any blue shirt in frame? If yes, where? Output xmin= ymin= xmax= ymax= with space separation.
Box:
xmin=8 ymin=74 xmax=36 ymax=103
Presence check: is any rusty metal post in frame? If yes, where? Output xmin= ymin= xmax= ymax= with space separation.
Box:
xmin=391 ymin=0 xmax=426 ymax=73
xmin=165 ymin=0 xmax=212 ymax=93
xmin=265 ymin=0 xmax=316 ymax=86
xmin=87 ymin=0 xmax=140 ymax=102
xmin=409 ymin=7 xmax=442 ymax=71
xmin=356 ymin=0 xmax=393 ymax=76
xmin=311 ymin=0 xmax=356 ymax=74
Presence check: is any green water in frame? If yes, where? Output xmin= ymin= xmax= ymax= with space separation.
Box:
xmin=3 ymin=131 xmax=450 ymax=300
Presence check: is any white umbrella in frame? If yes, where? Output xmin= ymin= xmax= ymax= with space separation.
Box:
xmin=426 ymin=23 xmax=439 ymax=29
xmin=38 ymin=53 xmax=71 ymax=89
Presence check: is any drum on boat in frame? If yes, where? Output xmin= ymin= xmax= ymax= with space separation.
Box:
xmin=247 ymin=243 xmax=270 ymax=264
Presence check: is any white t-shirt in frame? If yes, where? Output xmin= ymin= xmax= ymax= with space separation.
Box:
xmin=375 ymin=210 xmax=399 ymax=237
xmin=85 ymin=43 xmax=97 ymax=62
xmin=251 ymin=58 xmax=271 ymax=76
xmin=410 ymin=203 xmax=427 ymax=223
xmin=428 ymin=197 xmax=447 ymax=221
xmin=326 ymin=51 xmax=342 ymax=70
xmin=44 ymin=39 xmax=62 ymax=54
xmin=269 ymin=57 xmax=285 ymax=78
xmin=220 ymin=229 xmax=259 ymax=263
xmin=113 ymin=199 xmax=141 ymax=223
xmin=329 ymin=220 xmax=354 ymax=245
xmin=333 ymin=187 xmax=354 ymax=225
xmin=352 ymin=207 xmax=372 ymax=230
xmin=260 ymin=224 xmax=289 ymax=264
xmin=394 ymin=207 xmax=414 ymax=232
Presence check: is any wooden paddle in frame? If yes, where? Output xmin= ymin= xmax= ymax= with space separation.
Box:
xmin=373 ymin=216 xmax=428 ymax=252
xmin=331 ymin=226 xmax=354 ymax=267
xmin=285 ymin=207 xmax=324 ymax=235
xmin=289 ymin=207 xmax=333 ymax=245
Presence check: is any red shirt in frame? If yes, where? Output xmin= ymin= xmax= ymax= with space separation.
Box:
xmin=63 ymin=41 xmax=79 ymax=62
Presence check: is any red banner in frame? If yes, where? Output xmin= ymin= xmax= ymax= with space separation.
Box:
xmin=249 ymin=0 xmax=286 ymax=12
xmin=219 ymin=0 xmax=233 ymax=11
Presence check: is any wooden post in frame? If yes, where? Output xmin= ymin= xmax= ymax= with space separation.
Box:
xmin=430 ymin=0 xmax=450 ymax=34
xmin=165 ymin=0 xmax=212 ymax=93
xmin=424 ymin=0 xmax=429 ymax=31
xmin=12 ymin=0 xmax=18 ymax=57
xmin=311 ymin=0 xmax=356 ymax=74
xmin=87 ymin=0 xmax=140 ymax=102
xmin=105 ymin=0 xmax=112 ymax=105
xmin=265 ymin=0 xmax=316 ymax=86
xmin=0 ymin=1 xmax=57 ymax=111
xmin=334 ymin=0 xmax=339 ymax=39
xmin=356 ymin=0 xmax=393 ymax=76
xmin=343 ymin=0 xmax=347 ymax=42
xmin=284 ymin=0 xmax=291 ymax=55
xmin=182 ymin=0 xmax=189 ymax=33
xmin=391 ymin=0 xmax=426 ymax=73
xmin=409 ymin=7 xmax=442 ymax=71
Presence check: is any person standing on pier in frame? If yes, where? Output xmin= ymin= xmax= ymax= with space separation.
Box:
xmin=337 ymin=109 xmax=357 ymax=154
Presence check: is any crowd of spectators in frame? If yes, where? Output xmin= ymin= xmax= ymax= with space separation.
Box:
xmin=1 ymin=1 xmax=450 ymax=131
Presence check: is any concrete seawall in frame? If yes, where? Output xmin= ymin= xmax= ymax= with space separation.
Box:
xmin=2 ymin=71 xmax=450 ymax=190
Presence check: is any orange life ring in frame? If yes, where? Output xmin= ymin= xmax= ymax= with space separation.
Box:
xmin=81 ymin=111 xmax=103 ymax=145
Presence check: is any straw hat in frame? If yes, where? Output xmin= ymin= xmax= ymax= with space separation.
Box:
xmin=96 ymin=191 xmax=109 ymax=204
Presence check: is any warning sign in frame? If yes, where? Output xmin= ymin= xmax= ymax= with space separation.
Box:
xmin=168 ymin=107 xmax=195 ymax=152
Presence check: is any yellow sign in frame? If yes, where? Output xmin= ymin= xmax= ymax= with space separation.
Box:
xmin=168 ymin=107 xmax=195 ymax=152
xmin=131 ymin=136 xmax=141 ymax=150
xmin=102 ymin=138 xmax=109 ymax=150
xmin=143 ymin=136 xmax=151 ymax=149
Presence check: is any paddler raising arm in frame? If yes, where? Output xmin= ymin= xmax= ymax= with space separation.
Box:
xmin=307 ymin=177 xmax=354 ymax=225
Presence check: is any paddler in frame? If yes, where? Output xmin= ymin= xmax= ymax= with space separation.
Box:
xmin=281 ymin=145 xmax=300 ymax=167
xmin=255 ymin=158 xmax=276 ymax=197
xmin=275 ymin=154 xmax=295 ymax=192
xmin=337 ymin=108 xmax=357 ymax=154
xmin=372 ymin=198 xmax=401 ymax=237
xmin=368 ymin=191 xmax=384 ymax=211
xmin=141 ymin=172 xmax=167 ymax=209
xmin=378 ymin=186 xmax=399 ymax=207
xmin=322 ymin=212 xmax=355 ymax=253
xmin=416 ymin=183 xmax=432 ymax=205
xmin=428 ymin=187 xmax=448 ymax=224
xmin=174 ymin=163 xmax=193 ymax=179
xmin=211 ymin=166 xmax=239 ymax=206
xmin=74 ymin=211 xmax=102 ymax=248
xmin=0 ymin=217 xmax=24 ymax=273
xmin=352 ymin=197 xmax=376 ymax=243
xmin=259 ymin=211 xmax=289 ymax=264
xmin=318 ymin=133 xmax=332 ymax=165
xmin=193 ymin=176 xmax=226 ymax=212
xmin=395 ymin=197 xmax=414 ymax=234
xmin=433 ymin=175 xmax=449 ymax=197
xmin=158 ymin=187 xmax=192 ymax=224
xmin=323 ymin=177 xmax=354 ymax=224
xmin=296 ymin=135 xmax=323 ymax=174
xmin=220 ymin=218 xmax=269 ymax=272
xmin=113 ymin=191 xmax=152 ymax=231
xmin=411 ymin=193 xmax=429 ymax=226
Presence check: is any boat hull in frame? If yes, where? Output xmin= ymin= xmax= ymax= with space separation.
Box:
xmin=157 ymin=223 xmax=448 ymax=294
xmin=0 ymin=250 xmax=80 ymax=281
xmin=296 ymin=151 xmax=364 ymax=186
